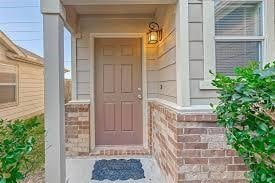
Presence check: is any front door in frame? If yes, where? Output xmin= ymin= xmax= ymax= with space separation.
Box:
xmin=95 ymin=38 xmax=143 ymax=145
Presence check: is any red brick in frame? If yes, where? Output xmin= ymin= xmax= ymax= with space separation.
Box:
xmin=177 ymin=128 xmax=184 ymax=135
xmin=227 ymin=165 xmax=248 ymax=171
xmin=226 ymin=150 xmax=236 ymax=156
xmin=178 ymin=135 xmax=201 ymax=142
xmin=227 ymin=179 xmax=247 ymax=183
xmin=208 ymin=128 xmax=225 ymax=134
xmin=234 ymin=157 xmax=245 ymax=164
xmin=184 ymin=128 xmax=207 ymax=134
xmin=185 ymin=158 xmax=208 ymax=164
xmin=185 ymin=143 xmax=208 ymax=149
xmin=182 ymin=150 xmax=201 ymax=157
xmin=209 ymin=157 xmax=232 ymax=164
xmin=201 ymin=150 xmax=225 ymax=157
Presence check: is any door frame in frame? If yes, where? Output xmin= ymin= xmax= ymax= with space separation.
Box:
xmin=89 ymin=33 xmax=148 ymax=150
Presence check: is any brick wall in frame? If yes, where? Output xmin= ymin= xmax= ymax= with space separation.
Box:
xmin=65 ymin=102 xmax=90 ymax=156
xmin=149 ymin=101 xmax=248 ymax=183
xmin=150 ymin=101 xmax=179 ymax=182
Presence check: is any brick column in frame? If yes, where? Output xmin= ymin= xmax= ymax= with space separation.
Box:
xmin=149 ymin=101 xmax=248 ymax=183
xmin=65 ymin=102 xmax=90 ymax=156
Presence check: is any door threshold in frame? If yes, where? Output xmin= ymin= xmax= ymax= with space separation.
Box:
xmin=90 ymin=145 xmax=151 ymax=156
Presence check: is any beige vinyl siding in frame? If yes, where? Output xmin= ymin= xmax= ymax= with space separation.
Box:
xmin=189 ymin=0 xmax=218 ymax=105
xmin=0 ymin=58 xmax=44 ymax=120
xmin=76 ymin=17 xmax=156 ymax=100
xmin=76 ymin=33 xmax=90 ymax=100
xmin=146 ymin=45 xmax=159 ymax=99
xmin=155 ymin=5 xmax=177 ymax=103
xmin=75 ymin=6 xmax=178 ymax=104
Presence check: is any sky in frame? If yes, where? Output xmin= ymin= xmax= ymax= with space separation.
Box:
xmin=0 ymin=0 xmax=72 ymax=79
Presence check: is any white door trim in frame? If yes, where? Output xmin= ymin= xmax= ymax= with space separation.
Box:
xmin=89 ymin=33 xmax=148 ymax=150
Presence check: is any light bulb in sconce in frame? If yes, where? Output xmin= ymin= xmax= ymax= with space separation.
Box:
xmin=147 ymin=22 xmax=162 ymax=44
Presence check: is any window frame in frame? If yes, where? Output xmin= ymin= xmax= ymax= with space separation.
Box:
xmin=200 ymin=0 xmax=275 ymax=90
xmin=0 ymin=62 xmax=19 ymax=109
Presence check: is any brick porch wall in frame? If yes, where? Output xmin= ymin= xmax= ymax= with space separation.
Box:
xmin=149 ymin=101 xmax=248 ymax=183
xmin=65 ymin=103 xmax=90 ymax=156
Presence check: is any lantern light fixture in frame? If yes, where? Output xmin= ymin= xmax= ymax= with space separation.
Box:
xmin=147 ymin=22 xmax=162 ymax=44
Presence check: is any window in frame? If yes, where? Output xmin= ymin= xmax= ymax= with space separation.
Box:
xmin=215 ymin=0 xmax=263 ymax=76
xmin=200 ymin=0 xmax=275 ymax=89
xmin=0 ymin=63 xmax=18 ymax=107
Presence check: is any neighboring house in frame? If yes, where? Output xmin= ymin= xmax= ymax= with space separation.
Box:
xmin=40 ymin=0 xmax=275 ymax=183
xmin=0 ymin=31 xmax=44 ymax=120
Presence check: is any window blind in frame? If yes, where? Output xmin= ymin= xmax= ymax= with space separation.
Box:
xmin=0 ymin=63 xmax=17 ymax=104
xmin=216 ymin=41 xmax=261 ymax=76
xmin=215 ymin=1 xmax=262 ymax=36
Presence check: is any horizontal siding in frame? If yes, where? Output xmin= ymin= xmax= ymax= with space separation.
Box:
xmin=0 ymin=58 xmax=44 ymax=120
xmin=154 ymin=5 xmax=177 ymax=103
xmin=146 ymin=44 xmax=159 ymax=99
xmin=189 ymin=0 xmax=218 ymax=105
xmin=75 ymin=6 xmax=177 ymax=104
xmin=76 ymin=34 xmax=90 ymax=99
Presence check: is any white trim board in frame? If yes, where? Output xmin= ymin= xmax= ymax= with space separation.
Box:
xmin=148 ymin=98 xmax=213 ymax=113
xmin=176 ymin=0 xmax=190 ymax=107
xmin=89 ymin=33 xmax=149 ymax=150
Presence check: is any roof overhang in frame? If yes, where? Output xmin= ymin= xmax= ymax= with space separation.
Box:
xmin=61 ymin=0 xmax=177 ymax=6
xmin=0 ymin=31 xmax=25 ymax=56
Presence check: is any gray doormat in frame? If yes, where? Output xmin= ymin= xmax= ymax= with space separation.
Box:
xmin=91 ymin=159 xmax=145 ymax=181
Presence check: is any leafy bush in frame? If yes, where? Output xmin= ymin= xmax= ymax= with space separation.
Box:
xmin=0 ymin=116 xmax=44 ymax=183
xmin=212 ymin=62 xmax=275 ymax=182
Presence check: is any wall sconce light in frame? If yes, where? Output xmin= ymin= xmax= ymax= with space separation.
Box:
xmin=147 ymin=22 xmax=162 ymax=44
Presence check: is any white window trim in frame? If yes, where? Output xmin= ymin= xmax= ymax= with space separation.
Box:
xmin=200 ymin=0 xmax=275 ymax=90
xmin=0 ymin=62 xmax=19 ymax=109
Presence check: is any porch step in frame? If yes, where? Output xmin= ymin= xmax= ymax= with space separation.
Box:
xmin=90 ymin=145 xmax=151 ymax=156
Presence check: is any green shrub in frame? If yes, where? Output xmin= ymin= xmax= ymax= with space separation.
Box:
xmin=212 ymin=62 xmax=275 ymax=182
xmin=0 ymin=116 xmax=44 ymax=183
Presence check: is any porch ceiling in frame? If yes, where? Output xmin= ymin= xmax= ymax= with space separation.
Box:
xmin=61 ymin=0 xmax=177 ymax=6
xmin=73 ymin=5 xmax=162 ymax=16
xmin=74 ymin=5 xmax=166 ymax=18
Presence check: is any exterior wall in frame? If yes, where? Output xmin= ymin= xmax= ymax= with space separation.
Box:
xmin=75 ymin=18 xmax=152 ymax=100
xmin=65 ymin=102 xmax=90 ymax=156
xmin=149 ymin=101 xmax=247 ymax=183
xmin=188 ymin=0 xmax=217 ymax=105
xmin=189 ymin=0 xmax=275 ymax=105
xmin=65 ymin=101 xmax=248 ymax=182
xmin=0 ymin=50 xmax=44 ymax=120
xmin=74 ymin=1 xmax=275 ymax=105
xmin=155 ymin=5 xmax=177 ymax=103
xmin=150 ymin=101 xmax=179 ymax=183
xmin=75 ymin=6 xmax=178 ymax=104
xmin=65 ymin=101 xmax=152 ymax=157
xmin=75 ymin=33 xmax=90 ymax=100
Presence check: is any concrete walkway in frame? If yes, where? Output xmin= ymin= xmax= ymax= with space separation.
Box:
xmin=66 ymin=157 xmax=165 ymax=183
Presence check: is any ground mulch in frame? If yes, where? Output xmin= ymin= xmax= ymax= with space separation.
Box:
xmin=22 ymin=170 xmax=45 ymax=183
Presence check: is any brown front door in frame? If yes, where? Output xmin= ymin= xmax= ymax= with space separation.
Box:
xmin=95 ymin=38 xmax=143 ymax=145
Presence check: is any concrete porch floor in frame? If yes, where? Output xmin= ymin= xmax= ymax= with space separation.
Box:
xmin=66 ymin=157 xmax=165 ymax=183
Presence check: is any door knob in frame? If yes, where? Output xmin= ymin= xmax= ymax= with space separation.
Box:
xmin=137 ymin=95 xmax=143 ymax=100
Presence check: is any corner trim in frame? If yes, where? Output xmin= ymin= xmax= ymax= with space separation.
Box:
xmin=176 ymin=0 xmax=190 ymax=107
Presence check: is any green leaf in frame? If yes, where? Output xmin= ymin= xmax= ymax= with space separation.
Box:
xmin=14 ymin=172 xmax=24 ymax=180
xmin=261 ymin=173 xmax=267 ymax=182
xmin=211 ymin=62 xmax=275 ymax=182
xmin=258 ymin=123 xmax=268 ymax=132
xmin=2 ymin=173 xmax=10 ymax=179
